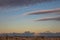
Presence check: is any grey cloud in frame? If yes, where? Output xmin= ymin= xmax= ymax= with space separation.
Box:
xmin=0 ymin=0 xmax=57 ymax=7
xmin=34 ymin=16 xmax=60 ymax=21
xmin=25 ymin=8 xmax=60 ymax=15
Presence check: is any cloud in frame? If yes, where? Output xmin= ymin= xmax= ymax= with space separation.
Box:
xmin=0 ymin=0 xmax=56 ymax=7
xmin=34 ymin=16 xmax=60 ymax=21
xmin=24 ymin=8 xmax=60 ymax=15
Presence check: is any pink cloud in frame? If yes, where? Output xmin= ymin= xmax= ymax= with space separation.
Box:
xmin=34 ymin=16 xmax=60 ymax=21
xmin=24 ymin=8 xmax=60 ymax=15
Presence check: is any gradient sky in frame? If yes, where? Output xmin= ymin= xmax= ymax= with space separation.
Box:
xmin=0 ymin=0 xmax=60 ymax=33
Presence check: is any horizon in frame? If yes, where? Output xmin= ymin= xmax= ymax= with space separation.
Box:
xmin=0 ymin=31 xmax=60 ymax=34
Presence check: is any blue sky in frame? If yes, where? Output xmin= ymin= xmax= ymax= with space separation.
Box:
xmin=0 ymin=0 xmax=60 ymax=33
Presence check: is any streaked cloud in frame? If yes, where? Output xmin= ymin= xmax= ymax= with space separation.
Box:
xmin=24 ymin=8 xmax=60 ymax=15
xmin=34 ymin=16 xmax=60 ymax=21
xmin=0 ymin=0 xmax=56 ymax=7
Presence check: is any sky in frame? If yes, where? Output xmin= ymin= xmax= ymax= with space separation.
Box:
xmin=0 ymin=0 xmax=60 ymax=33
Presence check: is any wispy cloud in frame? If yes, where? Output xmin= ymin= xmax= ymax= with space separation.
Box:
xmin=24 ymin=8 xmax=60 ymax=15
xmin=0 ymin=0 xmax=56 ymax=7
xmin=34 ymin=16 xmax=60 ymax=21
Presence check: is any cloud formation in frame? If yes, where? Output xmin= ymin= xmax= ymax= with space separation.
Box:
xmin=0 ymin=0 xmax=57 ymax=7
xmin=25 ymin=8 xmax=60 ymax=15
xmin=34 ymin=16 xmax=60 ymax=21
